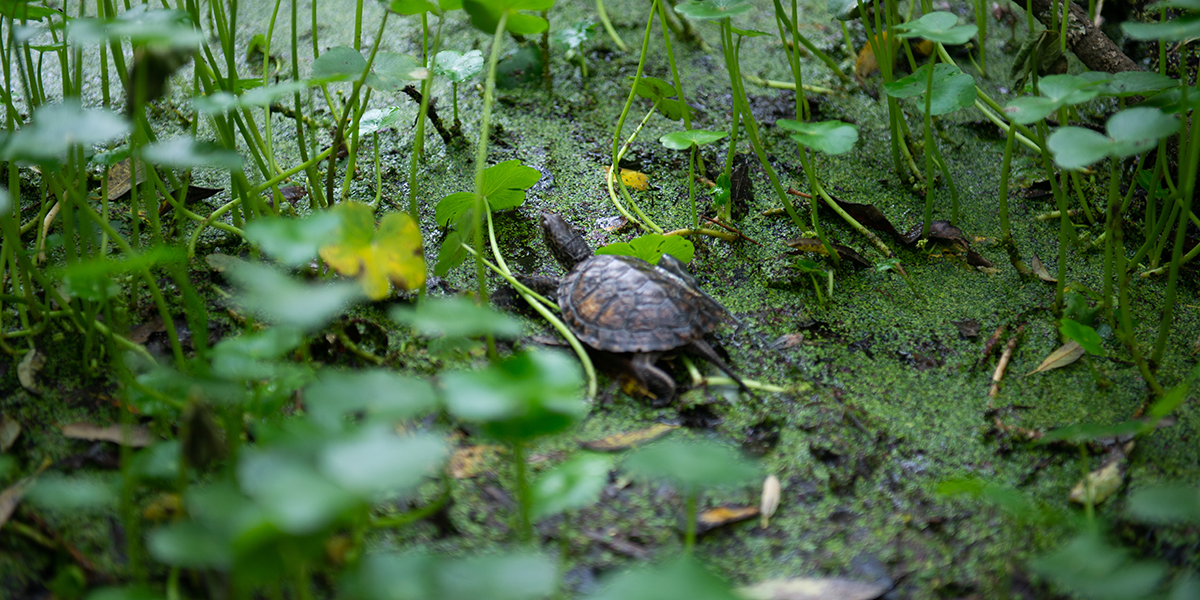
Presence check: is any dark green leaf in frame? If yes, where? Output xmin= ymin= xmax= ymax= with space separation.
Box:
xmin=1037 ymin=421 xmax=1148 ymax=445
xmin=1093 ymin=71 xmax=1179 ymax=96
xmin=894 ymin=12 xmax=978 ymax=44
xmin=146 ymin=521 xmax=232 ymax=568
xmin=27 ymin=475 xmax=118 ymax=511
xmin=387 ymin=0 xmax=439 ymax=14
xmin=596 ymin=233 xmax=695 ymax=265
xmin=130 ymin=440 xmax=182 ymax=482
xmin=345 ymin=553 xmax=557 ymax=600
xmin=434 ymin=210 xmax=474 ymax=276
xmin=226 ymin=262 xmax=362 ymax=330
xmin=632 ymin=76 xmax=678 ymax=101
xmin=238 ymin=448 xmax=359 ymax=534
xmin=435 ymin=192 xmax=477 ymax=228
xmin=881 ymin=63 xmax=976 ymax=115
xmin=1004 ymin=74 xmax=1101 ymax=124
xmin=462 ymin=0 xmax=550 ymax=35
xmin=85 ymin=586 xmax=165 ymax=600
xmin=1123 ymin=16 xmax=1200 ymax=41
xmin=1029 ymin=533 xmax=1166 ymax=600
xmin=1047 ymin=127 xmax=1111 ymax=170
xmin=828 ymin=0 xmax=862 ymax=20
xmin=776 ymin=119 xmax=860 ymax=154
xmin=1128 ymin=484 xmax=1200 ymax=524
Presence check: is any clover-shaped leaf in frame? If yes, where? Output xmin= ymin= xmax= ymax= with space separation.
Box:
xmin=894 ymin=12 xmax=978 ymax=45
xmin=318 ymin=202 xmax=426 ymax=300
xmin=226 ymin=261 xmax=363 ymax=330
xmin=1048 ymin=107 xmax=1179 ymax=170
xmin=882 ymin=63 xmax=976 ymax=115
xmin=434 ymin=159 xmax=541 ymax=226
xmin=624 ymin=438 xmax=759 ymax=493
xmin=674 ymin=0 xmax=755 ymax=21
xmin=441 ymin=350 xmax=586 ymax=443
xmin=659 ymin=129 xmax=727 ymax=150
xmin=633 ymin=76 xmax=678 ymax=100
xmin=596 ymin=233 xmax=695 ymax=265
xmin=243 ymin=211 xmax=341 ymax=267
xmin=777 ymin=119 xmax=860 ymax=154
xmin=553 ymin=20 xmax=595 ymax=52
xmin=385 ymin=0 xmax=440 ymax=15
xmin=434 ymin=49 xmax=484 ymax=82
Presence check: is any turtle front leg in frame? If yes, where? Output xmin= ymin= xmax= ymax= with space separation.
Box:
xmin=631 ymin=352 xmax=676 ymax=406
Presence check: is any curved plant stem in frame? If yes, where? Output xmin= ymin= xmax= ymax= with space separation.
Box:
xmin=739 ymin=73 xmax=838 ymax=96
xmin=596 ymin=0 xmax=629 ymax=52
xmin=471 ymin=10 xmax=509 ymax=359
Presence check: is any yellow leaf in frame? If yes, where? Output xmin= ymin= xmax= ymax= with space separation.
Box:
xmin=696 ymin=505 xmax=758 ymax=533
xmin=319 ymin=202 xmax=426 ymax=300
xmin=578 ymin=423 xmax=678 ymax=452
xmin=619 ymin=168 xmax=650 ymax=191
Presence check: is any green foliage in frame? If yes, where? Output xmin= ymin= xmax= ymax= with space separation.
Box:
xmin=366 ymin=52 xmax=424 ymax=91
xmin=1029 ymin=533 xmax=1167 ymax=600
xmin=343 ymin=553 xmax=557 ymax=600
xmin=311 ymin=46 xmax=369 ymax=82
xmin=441 ymin=350 xmax=585 ymax=443
xmin=390 ymin=296 xmax=524 ymax=339
xmin=893 ymin=12 xmax=978 ymax=45
xmin=624 ymin=439 xmax=759 ymax=493
xmin=530 ymin=452 xmax=614 ymax=520
xmin=1049 ymin=107 xmax=1180 ymax=170
xmin=462 ymin=0 xmax=552 ymax=35
xmin=1059 ymin=318 xmax=1104 ymax=355
xmin=27 ymin=475 xmax=119 ymax=512
xmin=68 ymin=6 xmax=203 ymax=49
xmin=776 ymin=119 xmax=860 ymax=154
xmin=1127 ymin=484 xmax=1200 ymax=524
xmin=596 ymin=233 xmax=695 ymax=265
xmin=659 ymin=129 xmax=727 ymax=150
xmin=1122 ymin=0 xmax=1200 ymax=40
xmin=586 ymin=555 xmax=743 ymax=600
xmin=142 ymin=137 xmax=243 ymax=170
xmin=435 ymin=159 xmax=541 ymax=226
xmin=1004 ymin=74 xmax=1103 ymax=124
xmin=304 ymin=369 xmax=438 ymax=431
xmin=243 ymin=211 xmax=342 ymax=267
xmin=674 ymin=0 xmax=755 ymax=21
xmin=225 ymin=261 xmax=363 ymax=330
xmin=882 ymin=64 xmax=976 ymax=115
xmin=2 ymin=100 xmax=128 ymax=164
xmin=434 ymin=49 xmax=485 ymax=82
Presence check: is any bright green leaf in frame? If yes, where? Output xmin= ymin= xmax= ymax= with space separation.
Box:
xmin=776 ymin=119 xmax=859 ymax=154
xmin=226 ymin=261 xmax=363 ymax=330
xmin=366 ymin=52 xmax=423 ymax=92
xmin=624 ymin=439 xmax=759 ymax=493
xmin=1060 ymin=318 xmax=1104 ymax=355
xmin=358 ymin=107 xmax=404 ymax=136
xmin=530 ymin=453 xmax=614 ymax=520
xmin=237 ymin=449 xmax=359 ymax=534
xmin=390 ymin=296 xmax=523 ymax=339
xmin=143 ymin=137 xmax=243 ymax=170
xmin=1127 ymin=484 xmax=1200 ymax=524
xmin=27 ymin=475 xmax=118 ymax=511
xmin=243 ymin=212 xmax=341 ymax=267
xmin=312 ymin=46 xmax=367 ymax=82
xmin=674 ymin=0 xmax=755 ymax=21
xmin=882 ymin=63 xmax=976 ymax=115
xmin=587 ymin=555 xmax=743 ymax=600
xmin=387 ymin=0 xmax=439 ymax=14
xmin=2 ymin=100 xmax=128 ymax=164
xmin=632 ymin=76 xmax=678 ymax=100
xmin=319 ymin=428 xmax=446 ymax=499
xmin=146 ymin=521 xmax=232 ymax=569
xmin=659 ymin=129 xmax=727 ymax=150
xmin=596 ymin=233 xmax=695 ymax=265
xmin=1037 ymin=421 xmax=1148 ymax=445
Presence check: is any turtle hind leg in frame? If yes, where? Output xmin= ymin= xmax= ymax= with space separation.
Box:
xmin=686 ymin=339 xmax=752 ymax=395
xmin=630 ymin=352 xmax=676 ymax=406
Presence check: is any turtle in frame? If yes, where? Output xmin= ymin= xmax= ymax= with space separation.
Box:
xmin=535 ymin=212 xmax=748 ymax=404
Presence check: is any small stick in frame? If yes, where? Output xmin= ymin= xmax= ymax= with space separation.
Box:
xmin=975 ymin=324 xmax=1007 ymax=371
xmin=988 ymin=325 xmax=1024 ymax=400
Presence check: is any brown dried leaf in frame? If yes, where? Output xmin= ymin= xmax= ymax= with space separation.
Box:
xmin=0 ymin=414 xmax=21 ymax=452
xmin=696 ymin=504 xmax=759 ymax=534
xmin=785 ymin=238 xmax=871 ymax=267
xmin=60 ymin=422 xmax=154 ymax=447
xmin=952 ymin=319 xmax=981 ymax=339
xmin=1027 ymin=340 xmax=1085 ymax=375
xmin=449 ymin=445 xmax=503 ymax=479
xmin=760 ymin=475 xmax=781 ymax=528
xmin=833 ymin=197 xmax=902 ymax=239
xmin=17 ymin=349 xmax=44 ymax=394
xmin=0 ymin=477 xmax=33 ymax=530
xmin=578 ymin=423 xmax=678 ymax=452
xmin=127 ymin=316 xmax=166 ymax=344
xmin=738 ymin=577 xmax=890 ymax=600
xmin=1031 ymin=254 xmax=1056 ymax=282
xmin=105 ymin=159 xmax=145 ymax=202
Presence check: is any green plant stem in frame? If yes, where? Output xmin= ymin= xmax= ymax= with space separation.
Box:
xmin=685 ymin=491 xmax=697 ymax=553
xmin=596 ymin=0 xmax=629 ymax=52
xmin=921 ymin=55 xmax=936 ymax=237
xmin=609 ymin=1 xmax=659 ymax=231
xmin=1036 ymin=121 xmax=1070 ymax=314
xmin=472 ymin=11 xmax=509 ymax=361
xmin=739 ymin=73 xmax=838 ymax=96
xmin=513 ymin=441 xmax=533 ymax=543
xmin=610 ymin=103 xmax=664 ymax=233
xmin=659 ymin=0 xmax=693 ymax=130
xmin=772 ymin=0 xmax=850 ymax=84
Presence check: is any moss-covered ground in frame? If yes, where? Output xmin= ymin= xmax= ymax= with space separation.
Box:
xmin=2 ymin=0 xmax=1198 ymax=598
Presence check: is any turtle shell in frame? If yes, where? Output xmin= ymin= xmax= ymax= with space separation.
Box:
xmin=557 ymin=254 xmax=725 ymax=353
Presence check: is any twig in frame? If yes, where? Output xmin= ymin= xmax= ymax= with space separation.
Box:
xmin=988 ymin=325 xmax=1025 ymax=400
xmin=401 ymin=84 xmax=455 ymax=146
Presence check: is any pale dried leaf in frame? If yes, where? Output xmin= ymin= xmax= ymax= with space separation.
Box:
xmin=1069 ymin=449 xmax=1127 ymax=505
xmin=17 ymin=349 xmax=44 ymax=394
xmin=1027 ymin=340 xmax=1084 ymax=375
xmin=60 ymin=422 xmax=154 ymax=447
xmin=738 ymin=577 xmax=890 ymax=600
xmin=1031 ymin=254 xmax=1056 ymax=282
xmin=0 ymin=414 xmax=20 ymax=452
xmin=105 ymin=158 xmax=145 ymax=202
xmin=0 ymin=478 xmax=33 ymax=530
xmin=449 ymin=445 xmax=503 ymax=479
xmin=760 ymin=475 xmax=781 ymax=528
xmin=579 ymin=423 xmax=678 ymax=452
xmin=696 ymin=505 xmax=759 ymax=534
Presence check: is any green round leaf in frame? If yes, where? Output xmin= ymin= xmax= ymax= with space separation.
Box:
xmin=226 ymin=262 xmax=363 ymax=331
xmin=434 ymin=49 xmax=484 ymax=82
xmin=2 ymin=100 xmax=129 ymax=164
xmin=894 ymin=12 xmax=978 ymax=44
xmin=237 ymin=449 xmax=359 ymax=534
xmin=675 ymin=0 xmax=755 ymax=21
xmin=312 ymin=46 xmax=367 ymax=82
xmin=366 ymin=52 xmax=424 ymax=91
xmin=632 ymin=76 xmax=678 ymax=100
xmin=828 ymin=0 xmax=864 ymax=20
xmin=390 ymin=296 xmax=524 ymax=339
xmin=530 ymin=453 xmax=615 ymax=520
xmin=305 ymin=369 xmax=438 ymax=429
xmin=624 ymin=438 xmax=759 ymax=492
xmin=387 ymin=0 xmax=439 ymax=14
xmin=882 ymin=64 xmax=976 ymax=115
xmin=1095 ymin=71 xmax=1179 ymax=97
xmin=1106 ymin=107 xmax=1179 ymax=146
xmin=319 ymin=428 xmax=447 ymax=498
xmin=243 ymin=212 xmax=341 ymax=267
xmin=1059 ymin=318 xmax=1104 ymax=355
xmin=146 ymin=521 xmax=232 ymax=569
xmin=1122 ymin=16 xmax=1200 ymax=41
xmin=659 ymin=129 xmax=728 ymax=150
xmin=587 ymin=556 xmax=743 ymax=600
xmin=596 ymin=233 xmax=695 ymax=265
xmin=143 ymin=137 xmax=243 ymax=170
xmin=776 ymin=119 xmax=859 ymax=154
xmin=1127 ymin=484 xmax=1200 ymax=524
xmin=27 ymin=474 xmax=118 ymax=511
xmin=1048 ymin=127 xmax=1114 ymax=170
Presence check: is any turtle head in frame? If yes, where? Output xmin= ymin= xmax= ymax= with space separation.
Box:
xmin=540 ymin=212 xmax=593 ymax=271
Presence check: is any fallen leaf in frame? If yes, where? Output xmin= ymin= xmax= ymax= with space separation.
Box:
xmin=60 ymin=422 xmax=154 ymax=447
xmin=0 ymin=414 xmax=20 ymax=451
xmin=319 ymin=202 xmax=426 ymax=300
xmin=127 ymin=316 xmax=166 ymax=344
xmin=1069 ymin=448 xmax=1127 ymax=505
xmin=142 ymin=493 xmax=183 ymax=521
xmin=0 ymin=478 xmax=33 ymax=530
xmin=17 ymin=349 xmax=44 ymax=394
xmin=450 ymin=444 xmax=504 ymax=479
xmin=771 ymin=334 xmax=805 ymax=350
xmin=760 ymin=475 xmax=781 ymax=528
xmin=579 ymin=423 xmax=678 ymax=452
xmin=1031 ymin=254 xmax=1056 ymax=282
xmin=738 ymin=577 xmax=891 ymax=600
xmin=951 ymin=319 xmax=980 ymax=339
xmin=696 ymin=504 xmax=759 ymax=534
xmin=1027 ymin=340 xmax=1085 ymax=375
xmin=105 ymin=158 xmax=146 ymax=202
xmin=785 ymin=238 xmax=871 ymax=267
xmin=619 ymin=168 xmax=650 ymax=191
